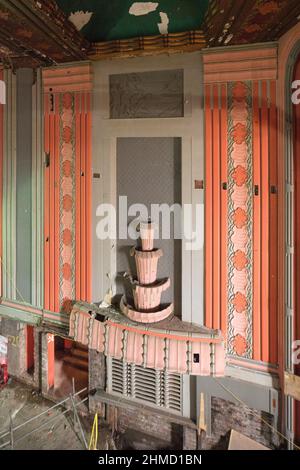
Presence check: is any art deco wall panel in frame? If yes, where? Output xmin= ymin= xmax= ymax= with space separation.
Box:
xmin=42 ymin=64 xmax=92 ymax=314
xmin=204 ymin=47 xmax=278 ymax=367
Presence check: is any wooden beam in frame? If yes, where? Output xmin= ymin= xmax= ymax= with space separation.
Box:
xmin=284 ymin=372 xmax=300 ymax=401
xmin=0 ymin=0 xmax=89 ymax=67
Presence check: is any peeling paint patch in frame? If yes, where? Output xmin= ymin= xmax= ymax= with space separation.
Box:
xmin=69 ymin=11 xmax=93 ymax=31
xmin=129 ymin=2 xmax=158 ymax=16
xmin=0 ymin=80 xmax=6 ymax=105
xmin=224 ymin=34 xmax=233 ymax=44
xmin=158 ymin=12 xmax=169 ymax=35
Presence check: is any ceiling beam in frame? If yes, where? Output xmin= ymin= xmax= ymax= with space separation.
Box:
xmin=0 ymin=0 xmax=90 ymax=67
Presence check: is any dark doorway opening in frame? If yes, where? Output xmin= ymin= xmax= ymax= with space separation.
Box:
xmin=53 ymin=337 xmax=88 ymax=399
xmin=26 ymin=325 xmax=34 ymax=375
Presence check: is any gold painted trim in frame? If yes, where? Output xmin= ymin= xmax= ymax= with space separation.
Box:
xmin=88 ymin=30 xmax=206 ymax=60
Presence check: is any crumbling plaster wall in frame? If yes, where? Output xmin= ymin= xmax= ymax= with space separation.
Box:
xmin=0 ymin=318 xmax=40 ymax=389
xmin=201 ymin=397 xmax=282 ymax=450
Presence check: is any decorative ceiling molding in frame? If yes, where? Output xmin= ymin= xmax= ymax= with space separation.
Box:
xmin=42 ymin=63 xmax=93 ymax=93
xmin=88 ymin=30 xmax=206 ymax=60
xmin=0 ymin=0 xmax=90 ymax=67
xmin=203 ymin=0 xmax=300 ymax=47
xmin=203 ymin=45 xmax=278 ymax=83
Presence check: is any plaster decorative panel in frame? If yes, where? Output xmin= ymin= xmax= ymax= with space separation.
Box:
xmin=227 ymin=81 xmax=253 ymax=359
xmin=204 ymin=66 xmax=279 ymax=366
xmin=69 ymin=302 xmax=225 ymax=377
xmin=110 ymin=69 xmax=184 ymax=119
xmin=43 ymin=65 xmax=92 ymax=314
xmin=203 ymin=46 xmax=278 ymax=83
xmin=60 ymin=93 xmax=76 ymax=313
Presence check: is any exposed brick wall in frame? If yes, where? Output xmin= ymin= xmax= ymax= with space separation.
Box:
xmin=183 ymin=426 xmax=198 ymax=450
xmin=88 ymin=350 xmax=106 ymax=417
xmin=89 ymin=350 xmax=105 ymax=391
xmin=202 ymin=397 xmax=282 ymax=450
xmin=115 ymin=406 xmax=185 ymax=449
xmin=0 ymin=318 xmax=25 ymax=377
xmin=40 ymin=330 xmax=50 ymax=394
xmin=0 ymin=318 xmax=41 ymax=389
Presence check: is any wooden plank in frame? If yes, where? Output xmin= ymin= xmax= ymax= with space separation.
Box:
xmin=252 ymin=81 xmax=261 ymax=361
xmin=205 ymin=85 xmax=213 ymax=329
xmin=228 ymin=429 xmax=269 ymax=450
xmin=198 ymin=393 xmax=207 ymax=433
xmin=47 ymin=334 xmax=55 ymax=389
xmin=284 ymin=372 xmax=300 ymax=401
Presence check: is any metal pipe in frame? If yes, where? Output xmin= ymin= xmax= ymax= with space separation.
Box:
xmin=0 ymin=387 xmax=87 ymax=440
xmin=0 ymin=397 xmax=88 ymax=449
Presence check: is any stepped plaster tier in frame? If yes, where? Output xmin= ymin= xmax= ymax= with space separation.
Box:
xmin=123 ymin=221 xmax=173 ymax=323
xmin=139 ymin=221 xmax=156 ymax=251
xmin=132 ymin=278 xmax=171 ymax=311
xmin=120 ymin=296 xmax=174 ymax=324
xmin=131 ymin=247 xmax=163 ymax=285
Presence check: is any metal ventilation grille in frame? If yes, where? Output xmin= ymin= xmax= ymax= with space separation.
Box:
xmin=109 ymin=358 xmax=182 ymax=414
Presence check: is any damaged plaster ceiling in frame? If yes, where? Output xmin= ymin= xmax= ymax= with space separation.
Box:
xmin=56 ymin=0 xmax=300 ymax=46
xmin=0 ymin=0 xmax=89 ymax=67
xmin=1 ymin=1 xmax=300 ymax=67
xmin=203 ymin=0 xmax=300 ymax=47
xmin=55 ymin=0 xmax=209 ymax=42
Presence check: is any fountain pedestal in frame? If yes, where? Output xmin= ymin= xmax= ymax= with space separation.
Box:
xmin=120 ymin=221 xmax=173 ymax=324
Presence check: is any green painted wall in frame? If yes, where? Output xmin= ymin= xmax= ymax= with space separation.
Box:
xmin=16 ymin=69 xmax=33 ymax=304
xmin=56 ymin=0 xmax=209 ymax=42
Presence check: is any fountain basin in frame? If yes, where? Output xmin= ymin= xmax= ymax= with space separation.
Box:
xmin=120 ymin=296 xmax=173 ymax=324
xmin=131 ymin=247 xmax=163 ymax=284
xmin=132 ymin=278 xmax=171 ymax=311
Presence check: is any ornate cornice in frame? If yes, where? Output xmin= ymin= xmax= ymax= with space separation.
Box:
xmin=89 ymin=30 xmax=206 ymax=60
xmin=203 ymin=44 xmax=278 ymax=83
xmin=42 ymin=63 xmax=93 ymax=94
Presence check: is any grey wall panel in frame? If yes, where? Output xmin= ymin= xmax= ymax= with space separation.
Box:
xmin=16 ymin=69 xmax=33 ymax=303
xmin=110 ymin=69 xmax=184 ymax=119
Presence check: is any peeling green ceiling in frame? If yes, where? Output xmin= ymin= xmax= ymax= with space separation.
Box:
xmin=56 ymin=0 xmax=209 ymax=42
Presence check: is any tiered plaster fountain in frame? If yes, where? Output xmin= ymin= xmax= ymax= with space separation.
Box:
xmin=120 ymin=221 xmax=174 ymax=323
